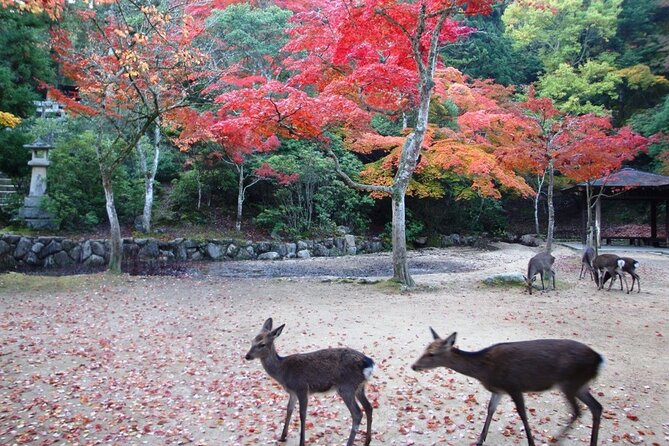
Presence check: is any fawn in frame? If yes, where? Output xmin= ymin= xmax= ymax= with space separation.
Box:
xmin=592 ymin=254 xmax=629 ymax=293
xmin=245 ymin=318 xmax=374 ymax=446
xmin=412 ymin=329 xmax=603 ymax=446
xmin=524 ymin=251 xmax=555 ymax=294
xmin=579 ymin=246 xmax=596 ymax=280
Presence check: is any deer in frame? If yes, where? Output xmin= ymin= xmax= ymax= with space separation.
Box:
xmin=245 ymin=318 xmax=375 ymax=446
xmin=602 ymin=257 xmax=640 ymax=293
xmin=412 ymin=329 xmax=603 ymax=446
xmin=524 ymin=251 xmax=555 ymax=294
xmin=579 ymin=246 xmax=596 ymax=280
xmin=592 ymin=253 xmax=629 ymax=293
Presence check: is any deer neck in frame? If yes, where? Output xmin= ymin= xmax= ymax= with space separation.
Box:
xmin=260 ymin=346 xmax=284 ymax=382
xmin=446 ymin=348 xmax=489 ymax=382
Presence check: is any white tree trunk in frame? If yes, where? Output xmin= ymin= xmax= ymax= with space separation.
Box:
xmin=545 ymin=158 xmax=555 ymax=253
xmin=534 ymin=172 xmax=546 ymax=236
xmin=138 ymin=121 xmax=161 ymax=233
xmin=101 ymin=171 xmax=123 ymax=273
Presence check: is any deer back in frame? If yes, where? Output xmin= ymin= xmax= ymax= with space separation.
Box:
xmin=277 ymin=348 xmax=373 ymax=393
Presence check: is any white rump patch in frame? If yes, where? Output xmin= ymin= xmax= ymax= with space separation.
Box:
xmin=617 ymin=259 xmax=625 ymax=268
xmin=363 ymin=364 xmax=375 ymax=380
xmin=634 ymin=261 xmax=640 ymax=268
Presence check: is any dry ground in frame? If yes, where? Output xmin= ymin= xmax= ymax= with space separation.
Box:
xmin=0 ymin=243 xmax=667 ymax=446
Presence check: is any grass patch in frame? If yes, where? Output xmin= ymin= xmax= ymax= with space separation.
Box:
xmin=0 ymin=272 xmax=123 ymax=294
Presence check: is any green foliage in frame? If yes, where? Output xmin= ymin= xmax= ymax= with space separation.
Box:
xmin=441 ymin=13 xmax=541 ymax=85
xmin=537 ymin=59 xmax=623 ymax=114
xmin=630 ymin=96 xmax=669 ymax=172
xmin=45 ymin=125 xmax=143 ymax=230
xmin=206 ymin=3 xmax=292 ymax=78
xmin=371 ymin=114 xmax=404 ymax=136
xmin=502 ymin=0 xmax=622 ymax=72
xmin=254 ymin=139 xmax=373 ymax=237
xmin=613 ymin=0 xmax=669 ymax=74
xmin=0 ymin=10 xmax=54 ymax=118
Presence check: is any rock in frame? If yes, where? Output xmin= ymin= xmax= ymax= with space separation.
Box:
xmin=139 ymin=240 xmax=160 ymax=259
xmin=520 ymin=234 xmax=542 ymax=247
xmin=14 ymin=237 xmax=32 ymax=259
xmin=297 ymin=249 xmax=311 ymax=259
xmin=483 ymin=273 xmax=525 ymax=286
xmin=84 ymin=254 xmax=106 ymax=267
xmin=205 ymin=243 xmax=225 ymax=260
xmin=258 ymin=252 xmax=280 ymax=261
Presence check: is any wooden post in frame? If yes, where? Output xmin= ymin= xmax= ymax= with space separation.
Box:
xmin=651 ymin=200 xmax=658 ymax=246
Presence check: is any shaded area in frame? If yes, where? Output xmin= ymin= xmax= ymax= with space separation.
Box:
xmin=12 ymin=251 xmax=479 ymax=278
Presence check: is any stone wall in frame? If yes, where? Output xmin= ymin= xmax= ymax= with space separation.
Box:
xmin=0 ymin=234 xmax=384 ymax=270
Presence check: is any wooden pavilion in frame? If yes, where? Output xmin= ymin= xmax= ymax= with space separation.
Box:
xmin=567 ymin=168 xmax=669 ymax=247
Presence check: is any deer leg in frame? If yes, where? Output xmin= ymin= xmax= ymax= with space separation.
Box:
xmin=476 ymin=392 xmax=502 ymax=446
xmin=280 ymin=393 xmax=297 ymax=442
xmin=618 ymin=271 xmax=630 ymax=294
xmin=297 ymin=391 xmax=308 ymax=446
xmin=339 ymin=386 xmax=363 ymax=446
xmin=540 ymin=272 xmax=546 ymax=291
xmin=356 ymin=386 xmax=373 ymax=446
xmin=557 ymin=385 xmax=582 ymax=441
xmin=576 ymin=387 xmax=602 ymax=446
xmin=550 ymin=269 xmax=556 ymax=290
xmin=631 ymin=273 xmax=641 ymax=293
xmin=509 ymin=392 xmax=535 ymax=446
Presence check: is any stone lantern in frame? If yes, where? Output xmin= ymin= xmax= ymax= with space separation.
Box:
xmin=19 ymin=136 xmax=57 ymax=229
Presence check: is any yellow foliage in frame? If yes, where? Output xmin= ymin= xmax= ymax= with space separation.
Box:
xmin=0 ymin=111 xmax=21 ymax=128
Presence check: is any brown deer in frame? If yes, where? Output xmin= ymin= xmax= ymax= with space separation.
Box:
xmin=245 ymin=318 xmax=374 ymax=446
xmin=579 ymin=246 xmax=596 ymax=280
xmin=524 ymin=251 xmax=555 ymax=294
xmin=412 ymin=329 xmax=603 ymax=446
xmin=603 ymin=257 xmax=640 ymax=293
xmin=592 ymin=254 xmax=629 ymax=293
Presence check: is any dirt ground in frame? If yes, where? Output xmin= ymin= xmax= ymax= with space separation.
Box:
xmin=0 ymin=243 xmax=667 ymax=446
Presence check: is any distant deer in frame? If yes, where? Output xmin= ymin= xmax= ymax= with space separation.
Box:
xmin=524 ymin=252 xmax=555 ymax=294
xmin=603 ymin=257 xmax=640 ymax=293
xmin=592 ymin=254 xmax=629 ymax=293
xmin=245 ymin=318 xmax=375 ymax=446
xmin=412 ymin=329 xmax=603 ymax=446
xmin=579 ymin=246 xmax=596 ymax=280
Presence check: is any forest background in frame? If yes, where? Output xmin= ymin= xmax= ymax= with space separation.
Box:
xmin=0 ymin=0 xmax=668 ymax=276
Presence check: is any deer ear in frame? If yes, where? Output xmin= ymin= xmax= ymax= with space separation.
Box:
xmin=262 ymin=318 xmax=273 ymax=332
xmin=429 ymin=327 xmax=440 ymax=340
xmin=443 ymin=332 xmax=457 ymax=348
xmin=270 ymin=324 xmax=285 ymax=338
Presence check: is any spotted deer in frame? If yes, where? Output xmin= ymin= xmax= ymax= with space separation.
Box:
xmin=412 ymin=329 xmax=603 ymax=446
xmin=524 ymin=251 xmax=556 ymax=294
xmin=245 ymin=318 xmax=374 ymax=446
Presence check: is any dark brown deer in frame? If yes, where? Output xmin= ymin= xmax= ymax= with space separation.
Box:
xmin=579 ymin=246 xmax=596 ymax=280
xmin=245 ymin=318 xmax=374 ymax=446
xmin=412 ymin=329 xmax=603 ymax=446
xmin=524 ymin=251 xmax=555 ymax=294
xmin=592 ymin=254 xmax=629 ymax=293
xmin=603 ymin=257 xmax=640 ymax=293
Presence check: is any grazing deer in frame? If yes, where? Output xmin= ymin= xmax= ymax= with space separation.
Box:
xmin=603 ymin=257 xmax=640 ymax=293
xmin=524 ymin=252 xmax=555 ymax=294
xmin=592 ymin=254 xmax=629 ymax=293
xmin=412 ymin=329 xmax=603 ymax=446
xmin=579 ymin=246 xmax=596 ymax=280
xmin=245 ymin=318 xmax=374 ymax=446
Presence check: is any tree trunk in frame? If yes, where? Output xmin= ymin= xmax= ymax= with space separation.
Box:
xmin=534 ymin=172 xmax=546 ymax=236
xmin=236 ymin=165 xmax=244 ymax=232
xmin=545 ymin=158 xmax=555 ymax=253
xmin=143 ymin=121 xmax=161 ymax=233
xmin=391 ymin=187 xmax=414 ymax=287
xmin=101 ymin=171 xmax=123 ymax=274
